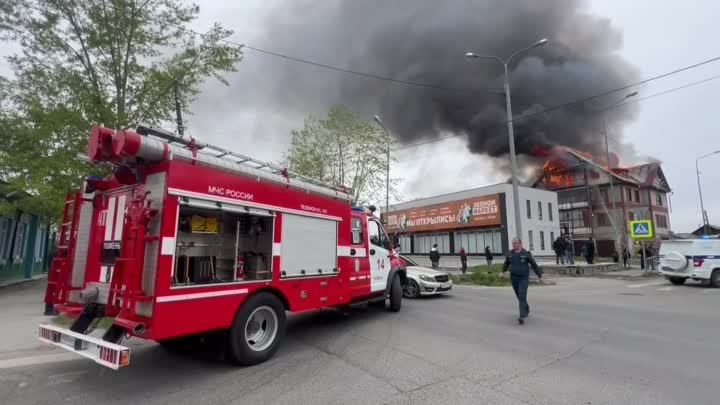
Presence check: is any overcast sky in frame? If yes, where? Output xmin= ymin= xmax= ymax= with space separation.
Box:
xmin=3 ymin=1 xmax=719 ymax=233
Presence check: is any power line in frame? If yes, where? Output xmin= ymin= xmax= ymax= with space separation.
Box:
xmin=243 ymin=45 xmax=473 ymax=93
xmin=392 ymin=71 xmax=720 ymax=152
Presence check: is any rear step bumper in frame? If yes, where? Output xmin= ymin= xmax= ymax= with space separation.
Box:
xmin=38 ymin=324 xmax=130 ymax=370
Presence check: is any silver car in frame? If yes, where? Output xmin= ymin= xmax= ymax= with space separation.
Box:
xmin=399 ymin=255 xmax=453 ymax=298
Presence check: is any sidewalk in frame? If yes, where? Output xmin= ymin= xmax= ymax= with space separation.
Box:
xmin=0 ymin=278 xmax=58 ymax=360
xmin=0 ymin=273 xmax=47 ymax=289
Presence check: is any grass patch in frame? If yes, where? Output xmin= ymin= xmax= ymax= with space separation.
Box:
xmin=451 ymin=263 xmax=512 ymax=286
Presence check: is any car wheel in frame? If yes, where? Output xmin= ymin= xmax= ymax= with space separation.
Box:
xmin=403 ymin=279 xmax=421 ymax=299
xmin=388 ymin=275 xmax=402 ymax=312
xmin=711 ymin=270 xmax=720 ymax=288
xmin=225 ymin=292 xmax=286 ymax=366
xmin=668 ymin=276 xmax=687 ymax=285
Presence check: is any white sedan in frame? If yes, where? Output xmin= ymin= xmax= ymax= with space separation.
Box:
xmin=399 ymin=255 xmax=453 ymax=298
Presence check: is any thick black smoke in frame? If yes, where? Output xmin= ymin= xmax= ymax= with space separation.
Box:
xmin=248 ymin=0 xmax=641 ymax=165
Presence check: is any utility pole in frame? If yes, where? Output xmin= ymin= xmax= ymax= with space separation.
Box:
xmin=374 ymin=115 xmax=391 ymax=226
xmin=174 ymin=80 xmax=184 ymax=137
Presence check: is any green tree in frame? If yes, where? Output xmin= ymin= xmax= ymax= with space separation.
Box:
xmin=285 ymin=105 xmax=400 ymax=207
xmin=0 ymin=0 xmax=243 ymax=222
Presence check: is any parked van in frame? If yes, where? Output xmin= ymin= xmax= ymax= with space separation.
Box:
xmin=658 ymin=239 xmax=720 ymax=287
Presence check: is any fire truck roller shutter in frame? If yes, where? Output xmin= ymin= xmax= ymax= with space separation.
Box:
xmin=179 ymin=197 xmax=274 ymax=217
xmin=280 ymin=214 xmax=337 ymax=278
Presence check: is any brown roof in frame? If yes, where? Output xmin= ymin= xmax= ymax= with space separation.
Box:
xmin=534 ymin=146 xmax=670 ymax=191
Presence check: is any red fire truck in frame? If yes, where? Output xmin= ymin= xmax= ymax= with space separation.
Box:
xmin=39 ymin=125 xmax=406 ymax=369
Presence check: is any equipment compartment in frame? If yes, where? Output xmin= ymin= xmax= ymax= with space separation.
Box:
xmin=172 ymin=199 xmax=274 ymax=286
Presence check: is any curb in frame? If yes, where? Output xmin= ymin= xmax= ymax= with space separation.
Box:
xmin=0 ymin=274 xmax=47 ymax=289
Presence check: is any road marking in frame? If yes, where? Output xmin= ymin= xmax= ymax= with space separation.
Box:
xmin=627 ymin=281 xmax=667 ymax=288
xmin=703 ymin=288 xmax=719 ymax=293
xmin=657 ymin=286 xmax=673 ymax=292
xmin=0 ymin=353 xmax=77 ymax=369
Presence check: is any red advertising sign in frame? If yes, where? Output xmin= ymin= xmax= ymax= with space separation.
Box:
xmin=385 ymin=194 xmax=502 ymax=233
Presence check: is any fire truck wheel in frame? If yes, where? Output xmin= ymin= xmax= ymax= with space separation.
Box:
xmin=226 ymin=292 xmax=286 ymax=366
xmin=388 ymin=275 xmax=402 ymax=312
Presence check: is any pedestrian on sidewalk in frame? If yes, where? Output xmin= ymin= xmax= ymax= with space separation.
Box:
xmin=623 ymin=247 xmax=631 ymax=269
xmin=553 ymin=236 xmax=566 ymax=265
xmin=459 ymin=247 xmax=468 ymax=275
xmin=584 ymin=237 xmax=596 ymax=264
xmin=501 ymin=238 xmax=544 ymax=325
xmin=429 ymin=244 xmax=440 ymax=269
xmin=485 ymin=246 xmax=493 ymax=273
xmin=564 ymin=236 xmax=575 ymax=265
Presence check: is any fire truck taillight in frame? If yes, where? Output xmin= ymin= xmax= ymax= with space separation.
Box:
xmin=119 ymin=349 xmax=130 ymax=367
xmin=693 ymin=259 xmax=704 ymax=267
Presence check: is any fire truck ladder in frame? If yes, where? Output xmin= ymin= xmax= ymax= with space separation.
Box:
xmin=44 ymin=192 xmax=82 ymax=315
xmin=135 ymin=125 xmax=350 ymax=200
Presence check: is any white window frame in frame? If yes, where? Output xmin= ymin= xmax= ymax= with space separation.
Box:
xmin=13 ymin=215 xmax=29 ymax=263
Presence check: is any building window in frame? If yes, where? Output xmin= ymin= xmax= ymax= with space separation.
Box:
xmin=656 ymin=193 xmax=663 ymax=206
xmin=526 ymin=200 xmax=531 ymax=219
xmin=397 ymin=235 xmax=411 ymax=254
xmin=626 ymin=188 xmax=632 ymax=202
xmin=0 ymin=218 xmax=11 ymax=260
xmin=454 ymin=230 xmax=502 ymax=254
xmin=597 ymin=213 xmax=610 ymax=226
xmin=633 ymin=190 xmax=640 ymax=202
xmin=538 ymin=201 xmax=543 ymax=220
xmin=540 ymin=231 xmax=545 ymax=250
xmin=13 ymin=218 xmax=28 ymax=262
xmin=600 ymin=188 xmax=609 ymax=202
xmin=560 ymin=209 xmax=590 ymax=231
xmin=550 ymin=231 xmax=555 ymax=243
xmin=548 ymin=203 xmax=553 ymax=221
xmin=528 ymin=230 xmax=534 ymax=250
xmin=655 ymin=214 xmax=668 ymax=229
xmin=415 ymin=232 xmax=450 ymax=254
xmin=34 ymin=227 xmax=46 ymax=263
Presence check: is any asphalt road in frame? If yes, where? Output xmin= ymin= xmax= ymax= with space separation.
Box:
xmin=1 ymin=277 xmax=718 ymax=405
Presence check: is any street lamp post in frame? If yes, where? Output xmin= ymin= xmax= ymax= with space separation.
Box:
xmin=374 ymin=115 xmax=391 ymax=225
xmin=599 ymin=91 xmax=638 ymax=270
xmin=465 ymin=38 xmax=548 ymax=241
xmin=696 ymin=151 xmax=720 ymax=234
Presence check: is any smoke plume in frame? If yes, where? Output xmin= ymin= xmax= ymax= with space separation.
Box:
xmin=244 ymin=0 xmax=641 ymax=169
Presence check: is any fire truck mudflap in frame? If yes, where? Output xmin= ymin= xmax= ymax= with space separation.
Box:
xmin=38 ymin=323 xmax=130 ymax=370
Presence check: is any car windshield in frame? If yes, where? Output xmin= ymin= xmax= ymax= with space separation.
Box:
xmin=400 ymin=255 xmax=419 ymax=267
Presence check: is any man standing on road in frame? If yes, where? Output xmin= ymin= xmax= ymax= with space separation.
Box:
xmin=553 ymin=235 xmax=566 ymax=265
xmin=429 ymin=244 xmax=441 ymax=269
xmin=564 ymin=236 xmax=575 ymax=265
xmin=459 ymin=247 xmax=468 ymax=275
xmin=501 ymin=238 xmax=543 ymax=325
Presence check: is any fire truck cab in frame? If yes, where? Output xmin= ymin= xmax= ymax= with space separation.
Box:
xmin=39 ymin=125 xmax=406 ymax=369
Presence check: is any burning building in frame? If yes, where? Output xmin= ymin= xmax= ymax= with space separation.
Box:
xmin=532 ymin=146 xmax=672 ymax=257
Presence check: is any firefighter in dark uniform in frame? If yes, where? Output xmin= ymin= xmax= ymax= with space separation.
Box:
xmin=501 ymin=238 xmax=544 ymax=324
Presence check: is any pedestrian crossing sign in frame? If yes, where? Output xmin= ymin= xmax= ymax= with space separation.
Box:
xmin=629 ymin=220 xmax=653 ymax=239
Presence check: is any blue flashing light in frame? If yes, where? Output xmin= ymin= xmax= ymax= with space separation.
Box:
xmin=701 ymin=235 xmax=712 ymax=239
xmin=352 ymin=207 xmax=365 ymax=212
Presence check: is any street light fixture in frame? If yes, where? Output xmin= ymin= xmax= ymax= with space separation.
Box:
xmin=374 ymin=115 xmax=391 ymax=225
xmin=464 ymin=38 xmax=549 ymax=241
xmin=696 ymin=150 xmax=720 ymax=234
xmin=598 ymin=91 xmax=638 ymax=269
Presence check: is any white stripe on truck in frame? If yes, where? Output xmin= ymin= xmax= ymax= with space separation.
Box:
xmin=156 ymin=288 xmax=249 ymax=303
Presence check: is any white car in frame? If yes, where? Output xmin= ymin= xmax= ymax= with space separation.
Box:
xmin=399 ymin=255 xmax=453 ymax=298
xmin=659 ymin=239 xmax=720 ymax=287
